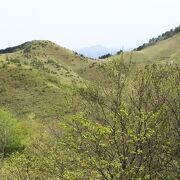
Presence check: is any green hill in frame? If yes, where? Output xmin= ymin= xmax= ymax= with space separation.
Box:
xmin=107 ymin=32 xmax=180 ymax=65
xmin=0 ymin=40 xmax=99 ymax=80
xmin=134 ymin=25 xmax=180 ymax=51
xmin=139 ymin=32 xmax=180 ymax=61
xmin=0 ymin=40 xmax=100 ymax=120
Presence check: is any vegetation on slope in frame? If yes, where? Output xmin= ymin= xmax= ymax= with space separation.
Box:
xmin=134 ymin=25 xmax=180 ymax=51
xmin=0 ymin=60 xmax=179 ymax=179
xmin=0 ymin=40 xmax=101 ymax=120
xmin=0 ymin=31 xmax=179 ymax=179
xmin=107 ymin=32 xmax=180 ymax=67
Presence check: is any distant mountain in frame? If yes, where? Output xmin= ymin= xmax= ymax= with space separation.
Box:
xmin=78 ymin=45 xmax=118 ymax=59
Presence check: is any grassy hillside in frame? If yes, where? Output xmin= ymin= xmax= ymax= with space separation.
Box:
xmin=0 ymin=34 xmax=179 ymax=179
xmin=0 ymin=40 xmax=100 ymax=80
xmin=0 ymin=60 xmax=73 ymax=120
xmin=0 ymin=40 xmax=101 ymax=120
xmin=1 ymin=53 xmax=179 ymax=179
xmin=107 ymin=32 xmax=180 ymax=65
xmin=134 ymin=25 xmax=180 ymax=51
xmin=140 ymin=32 xmax=180 ymax=61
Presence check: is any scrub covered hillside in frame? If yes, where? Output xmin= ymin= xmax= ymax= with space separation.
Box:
xmin=0 ymin=27 xmax=179 ymax=179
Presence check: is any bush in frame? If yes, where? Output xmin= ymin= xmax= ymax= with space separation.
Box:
xmin=0 ymin=109 xmax=23 ymax=155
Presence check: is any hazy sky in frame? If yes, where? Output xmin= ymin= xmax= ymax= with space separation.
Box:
xmin=0 ymin=0 xmax=180 ymax=50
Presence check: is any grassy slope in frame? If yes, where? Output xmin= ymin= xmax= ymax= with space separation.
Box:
xmin=140 ymin=32 xmax=180 ymax=61
xmin=0 ymin=40 xmax=100 ymax=120
xmin=107 ymin=32 xmax=180 ymax=65
xmin=0 ymin=61 xmax=74 ymax=120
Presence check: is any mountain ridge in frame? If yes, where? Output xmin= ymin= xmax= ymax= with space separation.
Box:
xmin=134 ymin=25 xmax=180 ymax=51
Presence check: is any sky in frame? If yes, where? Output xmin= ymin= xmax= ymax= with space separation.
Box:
xmin=0 ymin=0 xmax=180 ymax=50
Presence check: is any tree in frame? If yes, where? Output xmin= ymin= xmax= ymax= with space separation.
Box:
xmin=116 ymin=50 xmax=123 ymax=55
xmin=99 ymin=53 xmax=112 ymax=59
xmin=62 ymin=60 xmax=180 ymax=179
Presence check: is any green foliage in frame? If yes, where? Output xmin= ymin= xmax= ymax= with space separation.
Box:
xmin=1 ymin=61 xmax=179 ymax=179
xmin=0 ymin=109 xmax=23 ymax=155
xmin=60 ymin=62 xmax=180 ymax=179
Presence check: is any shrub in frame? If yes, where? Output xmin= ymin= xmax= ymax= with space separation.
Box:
xmin=0 ymin=109 xmax=23 ymax=155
